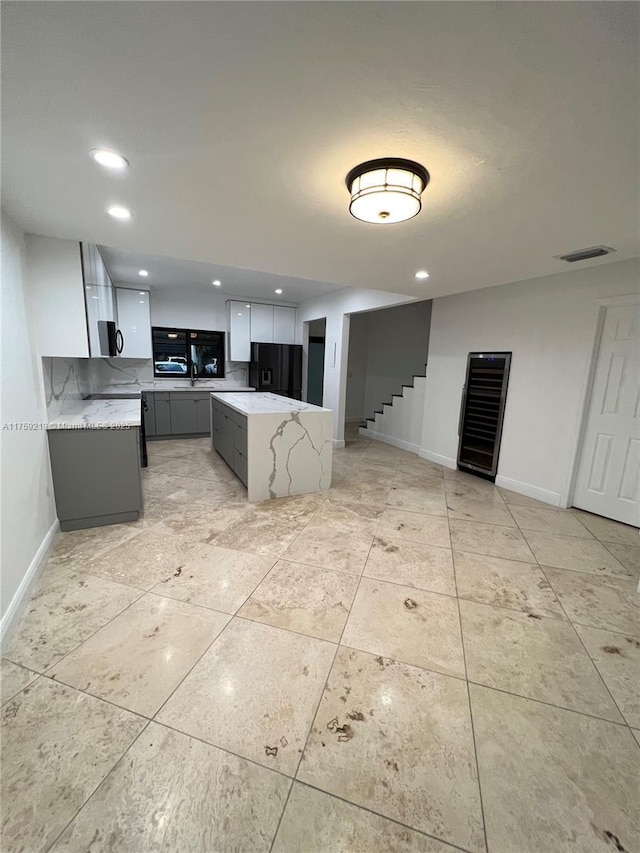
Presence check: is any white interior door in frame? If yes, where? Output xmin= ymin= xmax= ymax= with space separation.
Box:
xmin=573 ymin=302 xmax=640 ymax=526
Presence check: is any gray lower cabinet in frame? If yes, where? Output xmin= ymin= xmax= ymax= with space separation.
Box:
xmin=145 ymin=391 xmax=214 ymax=437
xmin=154 ymin=394 xmax=172 ymax=436
xmin=211 ymin=399 xmax=248 ymax=486
xmin=170 ymin=397 xmax=198 ymax=434
xmin=48 ymin=427 xmax=142 ymax=531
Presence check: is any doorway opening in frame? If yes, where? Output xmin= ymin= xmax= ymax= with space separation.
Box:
xmin=306 ymin=318 xmax=326 ymax=406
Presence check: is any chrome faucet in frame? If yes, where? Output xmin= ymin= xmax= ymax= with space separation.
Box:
xmin=190 ymin=363 xmax=198 ymax=386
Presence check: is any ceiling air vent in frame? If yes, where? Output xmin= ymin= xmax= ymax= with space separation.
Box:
xmin=556 ymin=246 xmax=616 ymax=263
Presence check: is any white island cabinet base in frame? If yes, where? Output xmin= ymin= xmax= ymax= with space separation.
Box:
xmin=210 ymin=392 xmax=333 ymax=502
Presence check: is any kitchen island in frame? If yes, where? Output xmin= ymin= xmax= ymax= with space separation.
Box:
xmin=210 ymin=392 xmax=333 ymax=502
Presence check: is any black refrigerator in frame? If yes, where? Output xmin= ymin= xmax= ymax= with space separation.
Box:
xmin=249 ymin=343 xmax=302 ymax=399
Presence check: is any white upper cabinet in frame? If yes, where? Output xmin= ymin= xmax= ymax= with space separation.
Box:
xmin=85 ymin=284 xmax=116 ymax=357
xmin=26 ymin=235 xmax=90 ymax=358
xmin=115 ymin=288 xmax=152 ymax=358
xmin=249 ymin=303 xmax=297 ymax=346
xmin=81 ymin=242 xmax=110 ymax=288
xmin=228 ymin=301 xmax=251 ymax=361
xmin=273 ymin=306 xmax=296 ymax=344
xmin=250 ymin=303 xmax=274 ymax=343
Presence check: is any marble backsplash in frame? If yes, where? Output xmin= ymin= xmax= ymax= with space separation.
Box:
xmin=88 ymin=358 xmax=249 ymax=389
xmin=42 ymin=357 xmax=250 ymax=416
xmin=42 ymin=357 xmax=91 ymax=419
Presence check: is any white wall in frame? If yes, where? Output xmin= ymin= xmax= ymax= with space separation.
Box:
xmin=297 ymin=287 xmax=417 ymax=444
xmin=1 ymin=212 xmax=58 ymax=639
xmin=421 ymin=258 xmax=640 ymax=505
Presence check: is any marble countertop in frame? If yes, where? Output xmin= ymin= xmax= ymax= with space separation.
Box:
xmin=211 ymin=392 xmax=332 ymax=416
xmin=46 ymin=398 xmax=141 ymax=430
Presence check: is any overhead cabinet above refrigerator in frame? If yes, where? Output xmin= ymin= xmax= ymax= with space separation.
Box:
xmin=457 ymin=352 xmax=511 ymax=480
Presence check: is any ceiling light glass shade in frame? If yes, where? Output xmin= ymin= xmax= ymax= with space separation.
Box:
xmin=346 ymin=158 xmax=430 ymax=224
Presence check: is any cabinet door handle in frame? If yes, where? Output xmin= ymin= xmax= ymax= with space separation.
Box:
xmin=115 ymin=329 xmax=124 ymax=354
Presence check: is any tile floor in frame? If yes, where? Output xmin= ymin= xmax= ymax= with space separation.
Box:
xmin=2 ymin=426 xmax=639 ymax=853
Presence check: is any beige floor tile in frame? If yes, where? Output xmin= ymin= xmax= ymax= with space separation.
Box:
xmin=1 ymin=678 xmax=145 ymax=853
xmin=238 ymin=559 xmax=359 ymax=642
xmin=572 ymin=511 xmax=640 ymax=546
xmin=140 ymin=497 xmax=251 ymax=543
xmin=471 ymin=684 xmax=640 ymax=853
xmin=523 ymin=530 xmax=631 ymax=579
xmin=298 ymin=647 xmax=485 ymax=852
xmin=50 ymin=594 xmax=228 ymax=717
xmin=446 ymin=495 xmax=516 ymax=527
xmin=460 ymin=599 xmax=623 ymax=722
xmin=312 ymin=498 xmax=382 ymax=531
xmin=497 ymin=488 xmax=556 ymax=508
xmin=84 ymin=527 xmax=207 ymax=590
xmin=5 ymin=574 xmax=141 ymax=672
xmin=378 ymin=509 xmax=451 ymax=548
xmin=0 ymin=660 xmax=38 ymax=704
xmin=157 ymin=618 xmax=335 ymax=776
xmin=392 ymin=469 xmax=444 ymax=491
xmin=575 ymin=625 xmax=640 ymax=728
xmin=544 ymin=568 xmax=640 ymax=636
xmin=342 ymin=578 xmax=465 ymax=678
xmin=283 ymin=523 xmax=374 ymax=575
xmin=364 ymin=536 xmax=456 ymax=596
xmin=632 ymin=729 xmax=640 ymax=747
xmin=453 ymin=550 xmax=565 ymax=618
xmin=449 ymin=520 xmax=534 ymax=563
xmin=46 ymin=523 xmax=142 ymax=569
xmin=213 ymin=497 xmax=319 ymax=558
xmin=386 ymin=485 xmax=447 ymax=517
xmin=152 ymin=544 xmax=275 ymax=614
xmin=443 ymin=473 xmax=503 ymax=502
xmin=603 ymin=542 xmax=640 ymax=576
xmin=509 ymin=505 xmax=593 ymax=538
xmin=52 ymin=722 xmax=290 ymax=853
xmin=273 ymin=783 xmax=453 ymax=853
xmin=396 ymin=456 xmax=443 ymax=477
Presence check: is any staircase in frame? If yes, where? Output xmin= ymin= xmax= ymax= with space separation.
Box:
xmin=359 ymin=366 xmax=427 ymax=454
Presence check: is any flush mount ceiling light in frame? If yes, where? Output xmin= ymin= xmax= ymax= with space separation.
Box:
xmin=346 ymin=158 xmax=430 ymax=224
xmin=274 ymin=288 xmax=283 ymax=294
xmin=212 ymin=280 xmax=221 ymax=287
xmin=415 ymin=270 xmax=430 ymax=279
xmin=107 ymin=205 xmax=132 ymax=220
xmin=138 ymin=269 xmax=149 ymax=277
xmin=90 ymin=149 xmax=129 ymax=170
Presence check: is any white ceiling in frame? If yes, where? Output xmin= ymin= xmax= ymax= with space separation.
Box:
xmin=2 ymin=2 xmax=638 ymax=301
xmin=99 ymin=244 xmax=339 ymax=303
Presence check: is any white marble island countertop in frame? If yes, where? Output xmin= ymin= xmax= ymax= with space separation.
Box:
xmin=210 ymin=392 xmax=330 ymax=416
xmin=94 ymin=383 xmax=255 ymax=394
xmin=46 ymin=398 xmax=141 ymax=430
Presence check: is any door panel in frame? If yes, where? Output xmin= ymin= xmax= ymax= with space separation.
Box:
xmin=573 ymin=303 xmax=640 ymax=526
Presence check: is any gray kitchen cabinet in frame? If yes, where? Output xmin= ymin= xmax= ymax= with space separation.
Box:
xmin=195 ymin=397 xmax=211 ymax=433
xmin=48 ymin=427 xmax=142 ymax=531
xmin=154 ymin=394 xmax=172 ymax=435
xmin=170 ymin=396 xmax=198 ymax=434
xmin=211 ymin=398 xmax=248 ymax=486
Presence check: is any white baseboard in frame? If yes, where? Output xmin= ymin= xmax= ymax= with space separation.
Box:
xmin=494 ymin=475 xmax=562 ymax=507
xmin=418 ymin=449 xmax=457 ymax=470
xmin=332 ymin=439 xmax=346 ymax=449
xmin=0 ymin=518 xmax=59 ymax=651
xmin=359 ymin=427 xmax=420 ymax=455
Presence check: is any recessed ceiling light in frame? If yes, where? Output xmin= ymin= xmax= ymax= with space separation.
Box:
xmin=245 ymin=304 xmax=250 ymax=308
xmin=415 ymin=270 xmax=429 ymax=279
xmin=139 ymin=292 xmax=146 ymax=296
xmin=212 ymin=280 xmax=221 ymax=287
xmin=274 ymin=289 xmax=283 ymax=294
xmin=138 ymin=269 xmax=149 ymax=277
xmin=107 ymin=205 xmax=132 ymax=220
xmin=90 ymin=149 xmax=129 ymax=170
